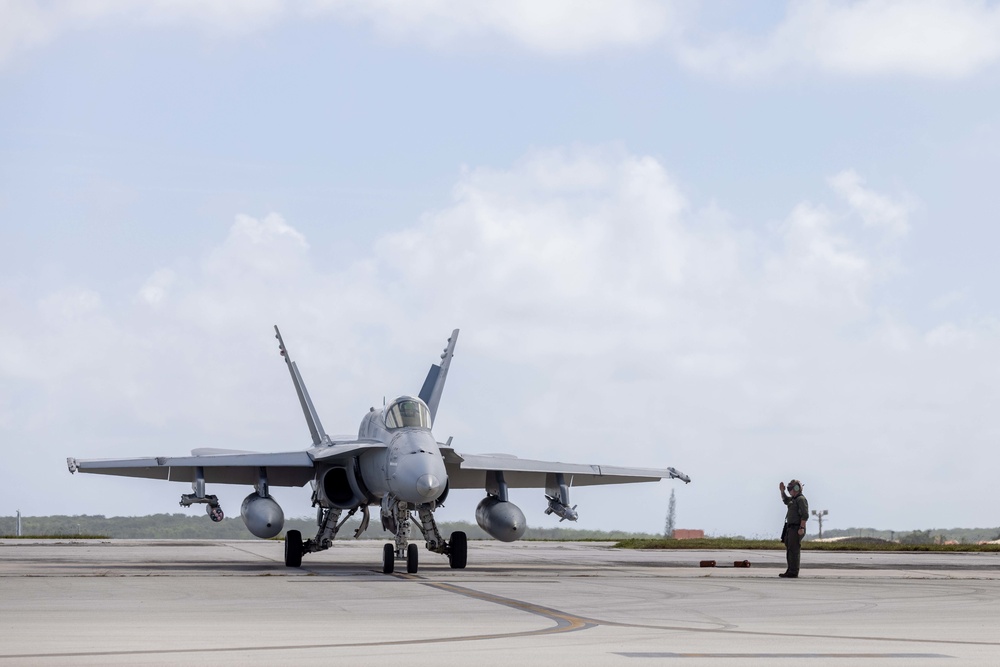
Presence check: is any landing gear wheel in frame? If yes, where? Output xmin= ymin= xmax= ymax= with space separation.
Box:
xmin=284 ymin=530 xmax=303 ymax=568
xmin=407 ymin=543 xmax=419 ymax=574
xmin=448 ymin=531 xmax=467 ymax=569
xmin=382 ymin=543 xmax=395 ymax=574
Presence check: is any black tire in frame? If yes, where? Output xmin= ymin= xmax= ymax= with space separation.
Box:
xmin=406 ymin=543 xmax=419 ymax=574
xmin=284 ymin=530 xmax=303 ymax=568
xmin=449 ymin=531 xmax=467 ymax=569
xmin=382 ymin=543 xmax=395 ymax=574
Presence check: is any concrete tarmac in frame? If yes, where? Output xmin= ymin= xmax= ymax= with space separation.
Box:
xmin=2 ymin=539 xmax=1000 ymax=665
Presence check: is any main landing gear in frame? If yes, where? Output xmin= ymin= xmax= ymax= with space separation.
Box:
xmin=282 ymin=498 xmax=469 ymax=573
xmin=448 ymin=530 xmax=467 ymax=569
xmin=285 ymin=529 xmax=303 ymax=568
xmin=283 ymin=504 xmax=370 ymax=568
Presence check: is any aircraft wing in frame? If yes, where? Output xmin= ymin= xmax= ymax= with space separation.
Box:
xmin=67 ymin=440 xmax=386 ymax=487
xmin=440 ymin=448 xmax=690 ymax=489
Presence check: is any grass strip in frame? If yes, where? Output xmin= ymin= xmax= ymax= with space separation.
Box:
xmin=615 ymin=538 xmax=1000 ymax=552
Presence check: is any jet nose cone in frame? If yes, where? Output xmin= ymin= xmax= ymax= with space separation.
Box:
xmin=416 ymin=474 xmax=443 ymax=500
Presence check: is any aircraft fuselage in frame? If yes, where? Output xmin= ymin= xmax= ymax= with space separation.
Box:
xmin=356 ymin=400 xmax=447 ymax=506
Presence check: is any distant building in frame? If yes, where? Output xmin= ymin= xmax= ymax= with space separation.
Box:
xmin=672 ymin=529 xmax=704 ymax=540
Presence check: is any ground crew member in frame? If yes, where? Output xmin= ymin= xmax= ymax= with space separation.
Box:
xmin=779 ymin=479 xmax=808 ymax=578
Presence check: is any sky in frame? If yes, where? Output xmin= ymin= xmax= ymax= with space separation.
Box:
xmin=2 ymin=0 xmax=1000 ymax=539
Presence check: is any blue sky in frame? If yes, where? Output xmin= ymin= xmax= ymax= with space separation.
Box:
xmin=3 ymin=1 xmax=1000 ymax=538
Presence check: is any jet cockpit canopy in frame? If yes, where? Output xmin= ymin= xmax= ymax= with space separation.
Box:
xmin=384 ymin=396 xmax=432 ymax=429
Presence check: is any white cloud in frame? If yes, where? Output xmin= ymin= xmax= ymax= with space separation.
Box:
xmin=679 ymin=0 xmax=1000 ymax=79
xmin=378 ymin=148 xmax=898 ymax=364
xmin=0 ymin=0 xmax=285 ymax=67
xmin=38 ymin=286 xmax=103 ymax=320
xmin=132 ymin=0 xmax=287 ymax=32
xmin=0 ymin=1 xmax=55 ymax=66
xmin=138 ymin=269 xmax=176 ymax=306
xmin=925 ymin=321 xmax=1000 ymax=348
xmin=376 ymin=147 xmax=696 ymax=351
xmin=5 ymin=0 xmax=1000 ymax=80
xmin=930 ymin=290 xmax=970 ymax=311
xmin=306 ymin=0 xmax=675 ymax=55
xmin=0 ymin=0 xmax=673 ymax=67
xmin=762 ymin=201 xmax=873 ymax=318
xmin=829 ymin=170 xmax=911 ymax=237
xmin=205 ymin=213 xmax=309 ymax=278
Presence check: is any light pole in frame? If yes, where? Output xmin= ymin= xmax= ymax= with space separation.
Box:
xmin=811 ymin=509 xmax=829 ymax=538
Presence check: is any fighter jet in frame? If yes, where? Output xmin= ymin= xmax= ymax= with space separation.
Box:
xmin=68 ymin=328 xmax=690 ymax=573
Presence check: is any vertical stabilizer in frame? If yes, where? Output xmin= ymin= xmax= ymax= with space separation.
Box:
xmin=274 ymin=326 xmax=329 ymax=445
xmin=419 ymin=329 xmax=459 ymax=423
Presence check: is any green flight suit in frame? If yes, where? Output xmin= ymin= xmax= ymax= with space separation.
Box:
xmin=781 ymin=493 xmax=809 ymax=575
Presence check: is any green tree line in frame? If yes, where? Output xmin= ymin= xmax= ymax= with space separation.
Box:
xmin=0 ymin=514 xmax=661 ymax=541
xmin=816 ymin=527 xmax=1000 ymax=544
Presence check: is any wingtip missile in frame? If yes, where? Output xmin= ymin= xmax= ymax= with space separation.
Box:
xmin=668 ymin=467 xmax=691 ymax=484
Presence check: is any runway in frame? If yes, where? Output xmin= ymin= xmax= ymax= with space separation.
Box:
xmin=2 ymin=540 xmax=999 ymax=665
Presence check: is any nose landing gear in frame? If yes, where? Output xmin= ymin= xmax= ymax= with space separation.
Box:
xmin=377 ymin=543 xmax=419 ymax=574
xmin=380 ymin=496 xmax=467 ymax=574
xmin=381 ymin=496 xmax=417 ymax=573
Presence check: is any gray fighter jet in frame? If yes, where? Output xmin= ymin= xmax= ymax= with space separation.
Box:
xmin=68 ymin=328 xmax=690 ymax=573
